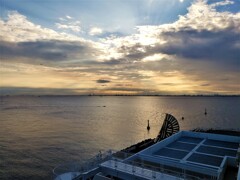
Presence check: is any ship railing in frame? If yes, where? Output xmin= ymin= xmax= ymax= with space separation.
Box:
xmin=110 ymin=159 xmax=217 ymax=180
xmin=52 ymin=150 xmax=133 ymax=179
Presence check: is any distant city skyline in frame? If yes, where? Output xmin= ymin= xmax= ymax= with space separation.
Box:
xmin=0 ymin=0 xmax=240 ymax=95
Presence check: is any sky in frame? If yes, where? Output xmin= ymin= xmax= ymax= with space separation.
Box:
xmin=0 ymin=0 xmax=239 ymax=95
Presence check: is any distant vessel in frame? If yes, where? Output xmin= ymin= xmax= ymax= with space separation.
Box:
xmin=53 ymin=114 xmax=240 ymax=180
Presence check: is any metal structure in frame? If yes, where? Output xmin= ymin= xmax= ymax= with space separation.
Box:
xmin=54 ymin=131 xmax=240 ymax=180
xmin=155 ymin=113 xmax=180 ymax=142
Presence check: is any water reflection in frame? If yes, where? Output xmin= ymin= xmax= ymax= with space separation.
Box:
xmin=0 ymin=96 xmax=239 ymax=179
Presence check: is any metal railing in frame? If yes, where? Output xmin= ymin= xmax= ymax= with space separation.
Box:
xmin=138 ymin=153 xmax=219 ymax=178
xmin=53 ymin=150 xmax=218 ymax=180
xmin=52 ymin=150 xmax=133 ymax=180
xmin=108 ymin=159 xmax=217 ymax=180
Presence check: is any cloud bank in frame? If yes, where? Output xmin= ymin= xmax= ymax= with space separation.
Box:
xmin=0 ymin=0 xmax=239 ymax=95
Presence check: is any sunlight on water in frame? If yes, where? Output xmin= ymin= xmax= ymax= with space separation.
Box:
xmin=0 ymin=96 xmax=239 ymax=179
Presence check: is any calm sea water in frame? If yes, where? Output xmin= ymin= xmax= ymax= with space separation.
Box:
xmin=0 ymin=96 xmax=239 ymax=179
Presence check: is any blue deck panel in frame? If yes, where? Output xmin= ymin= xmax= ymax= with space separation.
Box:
xmin=154 ymin=148 xmax=189 ymax=160
xmin=203 ymin=139 xmax=239 ymax=149
xmin=124 ymin=131 xmax=240 ymax=180
xmin=187 ymin=153 xmax=223 ymax=167
xmin=167 ymin=141 xmax=197 ymax=151
xmin=56 ymin=131 xmax=240 ymax=180
xmin=186 ymin=162 xmax=219 ymax=170
xmin=196 ymin=146 xmax=237 ymax=157
xmin=178 ymin=136 xmax=203 ymax=144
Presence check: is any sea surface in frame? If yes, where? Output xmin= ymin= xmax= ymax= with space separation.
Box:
xmin=0 ymin=96 xmax=239 ymax=179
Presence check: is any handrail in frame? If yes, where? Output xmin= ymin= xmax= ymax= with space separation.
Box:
xmin=53 ymin=149 xmax=218 ymax=180
xmin=136 ymin=153 xmax=219 ymax=176
xmin=107 ymin=159 xmax=216 ymax=180
xmin=52 ymin=150 xmax=133 ymax=179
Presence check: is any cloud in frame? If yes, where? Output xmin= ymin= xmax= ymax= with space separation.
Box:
xmin=157 ymin=29 xmax=240 ymax=63
xmin=66 ymin=15 xmax=73 ymax=19
xmin=210 ymin=0 xmax=234 ymax=7
xmin=1 ymin=1 xmax=240 ymax=95
xmin=103 ymin=0 xmax=240 ymax=64
xmin=142 ymin=53 xmax=168 ymax=62
xmin=0 ymin=40 xmax=100 ymax=62
xmin=89 ymin=27 xmax=103 ymax=36
xmin=0 ymin=11 xmax=85 ymax=42
xmin=55 ymin=21 xmax=81 ymax=32
xmin=0 ymin=11 xmax=106 ymax=63
xmin=96 ymin=0 xmax=240 ymax=94
xmin=96 ymin=79 xmax=111 ymax=83
xmin=56 ymin=15 xmax=81 ymax=32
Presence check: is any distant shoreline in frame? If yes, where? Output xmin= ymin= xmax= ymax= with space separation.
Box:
xmin=1 ymin=94 xmax=240 ymax=97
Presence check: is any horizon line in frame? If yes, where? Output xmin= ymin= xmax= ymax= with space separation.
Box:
xmin=1 ymin=94 xmax=240 ymax=97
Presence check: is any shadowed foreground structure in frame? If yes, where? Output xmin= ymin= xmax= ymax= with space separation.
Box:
xmin=54 ymin=131 xmax=240 ymax=180
xmin=54 ymin=114 xmax=240 ymax=180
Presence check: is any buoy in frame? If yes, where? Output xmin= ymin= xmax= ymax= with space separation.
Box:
xmin=204 ymin=108 xmax=207 ymax=115
xmin=147 ymin=120 xmax=150 ymax=131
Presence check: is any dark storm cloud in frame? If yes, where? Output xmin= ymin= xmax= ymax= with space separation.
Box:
xmin=96 ymin=79 xmax=111 ymax=83
xmin=159 ymin=29 xmax=240 ymax=63
xmin=119 ymin=43 xmax=147 ymax=60
xmin=116 ymin=28 xmax=240 ymax=68
xmin=0 ymin=40 xmax=98 ymax=61
xmin=101 ymin=58 xmax=124 ymax=65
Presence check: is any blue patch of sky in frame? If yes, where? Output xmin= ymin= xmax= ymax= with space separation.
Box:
xmin=2 ymin=0 xmax=238 ymax=39
xmin=216 ymin=3 xmax=240 ymax=13
xmin=1 ymin=0 xmax=61 ymax=29
xmin=207 ymin=0 xmax=240 ymax=13
xmin=1 ymin=0 xmax=193 ymax=34
xmin=136 ymin=0 xmax=193 ymax=25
